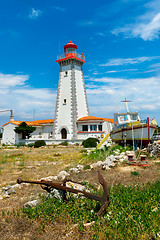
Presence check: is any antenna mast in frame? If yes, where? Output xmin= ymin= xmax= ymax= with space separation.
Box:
xmin=121 ymin=98 xmax=131 ymax=113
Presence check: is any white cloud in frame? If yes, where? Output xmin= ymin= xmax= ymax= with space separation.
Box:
xmin=133 ymin=13 xmax=160 ymax=40
xmin=0 ymin=73 xmax=29 ymax=87
xmin=0 ymin=73 xmax=56 ymax=126
xmin=86 ymin=75 xmax=160 ymax=122
xmin=13 ymin=88 xmax=55 ymax=100
xmin=100 ymin=56 xmax=158 ymax=66
xmin=112 ymin=10 xmax=160 ymax=41
xmin=28 ymin=8 xmax=42 ymax=19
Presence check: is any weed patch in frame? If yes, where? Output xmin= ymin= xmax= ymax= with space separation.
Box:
xmin=17 ymin=181 xmax=160 ymax=239
xmin=131 ymin=171 xmax=140 ymax=176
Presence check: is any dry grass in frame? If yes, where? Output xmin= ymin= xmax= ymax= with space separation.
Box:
xmin=0 ymin=145 xmax=160 ymax=239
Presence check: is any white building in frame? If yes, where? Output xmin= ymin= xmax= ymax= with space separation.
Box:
xmin=2 ymin=41 xmax=113 ymax=145
xmin=2 ymin=119 xmax=54 ymax=145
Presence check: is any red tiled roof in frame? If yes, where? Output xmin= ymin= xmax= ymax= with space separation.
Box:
xmin=2 ymin=119 xmax=54 ymax=127
xmin=33 ymin=119 xmax=54 ymax=124
xmin=77 ymin=116 xmax=113 ymax=123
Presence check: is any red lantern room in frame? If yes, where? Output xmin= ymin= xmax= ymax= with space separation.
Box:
xmin=56 ymin=41 xmax=85 ymax=63
xmin=64 ymin=41 xmax=77 ymax=58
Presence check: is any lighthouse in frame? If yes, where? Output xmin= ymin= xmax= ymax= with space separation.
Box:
xmin=2 ymin=41 xmax=113 ymax=145
xmin=53 ymin=41 xmax=89 ymax=140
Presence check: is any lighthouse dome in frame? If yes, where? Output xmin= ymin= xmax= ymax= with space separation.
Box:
xmin=64 ymin=41 xmax=77 ymax=49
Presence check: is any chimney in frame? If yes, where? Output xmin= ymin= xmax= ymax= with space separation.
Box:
xmin=10 ymin=110 xmax=14 ymax=121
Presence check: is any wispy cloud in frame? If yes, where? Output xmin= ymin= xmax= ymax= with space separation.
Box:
xmin=112 ymin=0 xmax=160 ymax=41
xmin=100 ymin=56 xmax=159 ymax=66
xmin=106 ymin=69 xmax=138 ymax=73
xmin=86 ymin=74 xmax=160 ymax=119
xmin=0 ymin=73 xmax=29 ymax=87
xmin=53 ymin=6 xmax=65 ymax=12
xmin=28 ymin=8 xmax=42 ymax=19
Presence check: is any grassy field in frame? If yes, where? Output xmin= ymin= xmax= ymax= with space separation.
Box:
xmin=0 ymin=145 xmax=160 ymax=239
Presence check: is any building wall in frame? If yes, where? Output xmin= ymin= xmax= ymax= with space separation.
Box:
xmin=29 ymin=125 xmax=53 ymax=140
xmin=2 ymin=124 xmax=54 ymax=145
xmin=77 ymin=121 xmax=113 ymax=140
xmin=2 ymin=123 xmax=17 ymax=145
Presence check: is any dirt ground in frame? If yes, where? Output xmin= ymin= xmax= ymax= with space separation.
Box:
xmin=0 ymin=146 xmax=160 ymax=239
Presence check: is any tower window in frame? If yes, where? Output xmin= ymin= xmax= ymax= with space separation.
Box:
xmin=63 ymin=99 xmax=66 ymax=105
xmin=64 ymin=71 xmax=68 ymax=76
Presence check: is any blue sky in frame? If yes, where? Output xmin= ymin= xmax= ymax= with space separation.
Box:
xmin=1 ymin=0 xmax=160 ymax=127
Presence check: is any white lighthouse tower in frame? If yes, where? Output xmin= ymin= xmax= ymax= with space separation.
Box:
xmin=53 ymin=41 xmax=89 ymax=141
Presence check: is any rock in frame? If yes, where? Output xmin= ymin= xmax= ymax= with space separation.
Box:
xmin=23 ymin=200 xmax=39 ymax=209
xmin=2 ymin=195 xmax=10 ymax=199
xmin=105 ymin=166 xmax=110 ymax=170
xmin=11 ymin=183 xmax=21 ymax=189
xmin=119 ymin=152 xmax=125 ymax=156
xmin=2 ymin=185 xmax=12 ymax=191
xmin=57 ymin=171 xmax=70 ymax=180
xmin=47 ymin=188 xmax=64 ymax=201
xmin=119 ymin=155 xmax=128 ymax=162
xmin=40 ymin=176 xmax=55 ymax=181
xmin=113 ymin=149 xmax=120 ymax=155
xmin=108 ymin=155 xmax=115 ymax=161
xmin=6 ymin=188 xmax=16 ymax=195
xmin=69 ymin=168 xmax=79 ymax=174
xmin=76 ymin=165 xmax=84 ymax=171
xmin=126 ymin=151 xmax=134 ymax=156
xmin=66 ymin=181 xmax=87 ymax=192
xmin=52 ymin=176 xmax=58 ymax=181
xmin=66 ymin=181 xmax=90 ymax=198
xmin=114 ymin=156 xmax=120 ymax=160
xmin=147 ymin=141 xmax=160 ymax=156
xmin=90 ymin=161 xmax=103 ymax=169
xmin=2 ymin=185 xmax=17 ymax=195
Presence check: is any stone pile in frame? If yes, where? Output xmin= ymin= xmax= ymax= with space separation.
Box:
xmin=90 ymin=150 xmax=130 ymax=170
xmin=147 ymin=140 xmax=160 ymax=156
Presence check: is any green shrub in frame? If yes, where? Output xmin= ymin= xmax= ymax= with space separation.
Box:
xmin=60 ymin=141 xmax=68 ymax=146
xmin=131 ymin=171 xmax=140 ymax=176
xmin=16 ymin=142 xmax=26 ymax=147
xmin=27 ymin=143 xmax=34 ymax=148
xmin=34 ymin=140 xmax=46 ymax=148
xmin=82 ymin=138 xmax=99 ymax=148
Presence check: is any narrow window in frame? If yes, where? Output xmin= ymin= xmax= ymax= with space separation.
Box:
xmin=49 ymin=132 xmax=53 ymax=138
xmin=63 ymin=99 xmax=66 ymax=105
xmin=98 ymin=125 xmax=102 ymax=131
xmin=39 ymin=132 xmax=42 ymax=138
xmin=64 ymin=71 xmax=68 ymax=76
xmin=82 ymin=125 xmax=88 ymax=132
